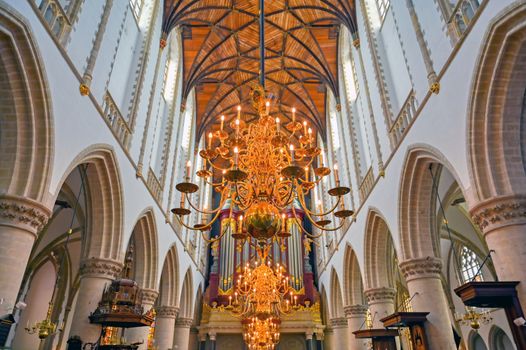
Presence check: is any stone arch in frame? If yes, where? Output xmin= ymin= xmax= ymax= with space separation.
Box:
xmin=178 ymin=268 xmax=194 ymax=318
xmin=469 ymin=331 xmax=489 ymax=350
xmin=398 ymin=145 xmax=464 ymax=261
xmin=364 ymin=209 xmax=396 ymax=290
xmin=320 ymin=286 xmax=330 ymax=324
xmin=158 ymin=244 xmax=180 ymax=307
xmin=125 ymin=209 xmax=159 ymax=290
xmin=0 ymin=6 xmax=53 ymax=202
xmin=488 ymin=325 xmax=515 ymax=350
xmin=329 ymin=268 xmax=344 ymax=318
xmin=58 ymin=145 xmax=124 ymax=262
xmin=342 ymin=244 xmax=364 ymax=306
xmin=468 ymin=2 xmax=526 ymax=201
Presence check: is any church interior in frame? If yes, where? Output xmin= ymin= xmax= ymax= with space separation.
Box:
xmin=0 ymin=0 xmax=525 ymax=349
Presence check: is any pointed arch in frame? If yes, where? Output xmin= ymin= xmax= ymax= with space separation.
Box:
xmin=178 ymin=268 xmax=194 ymax=318
xmin=58 ymin=145 xmax=124 ymax=261
xmin=329 ymin=268 xmax=344 ymax=318
xmin=0 ymin=6 xmax=53 ymax=202
xmin=343 ymin=244 xmax=364 ymax=306
xmin=320 ymin=286 xmax=330 ymax=324
xmin=364 ymin=209 xmax=396 ymax=290
xmin=468 ymin=3 xmax=526 ymax=201
xmin=159 ymin=244 xmax=180 ymax=307
xmin=398 ymin=145 xmax=464 ymax=261
xmin=127 ymin=208 xmax=159 ymax=290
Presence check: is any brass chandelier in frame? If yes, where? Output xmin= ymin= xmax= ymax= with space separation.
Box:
xmin=228 ymin=246 xmax=293 ymax=319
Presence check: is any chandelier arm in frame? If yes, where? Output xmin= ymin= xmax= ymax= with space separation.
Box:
xmin=184 ymin=187 xmax=229 ymax=214
xmin=206 ymin=157 xmax=233 ymax=172
xmin=297 ymin=188 xmax=341 ymax=216
xmin=291 ymin=201 xmax=346 ymax=232
xmin=175 ymin=200 xmax=225 ymax=234
xmin=233 ymin=181 xmax=253 ymax=209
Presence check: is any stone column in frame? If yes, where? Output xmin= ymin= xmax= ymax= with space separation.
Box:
xmin=305 ymin=331 xmax=314 ymax=350
xmin=153 ymin=306 xmax=179 ymax=350
xmin=68 ymin=258 xmax=122 ymax=344
xmin=126 ymin=289 xmax=158 ymax=349
xmin=399 ymin=257 xmax=456 ymax=349
xmin=0 ymin=196 xmax=50 ymax=312
xmin=323 ymin=327 xmax=333 ymax=350
xmin=471 ymin=196 xmax=526 ymax=309
xmin=209 ymin=332 xmax=217 ymax=350
xmin=344 ymin=305 xmax=368 ymax=350
xmin=364 ymin=287 xmax=395 ymax=328
xmin=172 ymin=317 xmax=193 ymax=350
xmin=329 ymin=318 xmax=349 ymax=350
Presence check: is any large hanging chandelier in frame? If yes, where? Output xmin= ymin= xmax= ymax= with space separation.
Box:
xmin=170 ymin=0 xmax=353 ymax=244
xmin=242 ymin=315 xmax=281 ymax=350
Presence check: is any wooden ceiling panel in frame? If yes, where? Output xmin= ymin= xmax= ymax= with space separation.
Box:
xmin=162 ymin=0 xmax=356 ymax=140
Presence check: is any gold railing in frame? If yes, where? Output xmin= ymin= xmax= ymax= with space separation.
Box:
xmin=448 ymin=0 xmax=485 ymax=41
xmin=147 ymin=167 xmax=163 ymax=203
xmin=359 ymin=167 xmax=374 ymax=202
xmin=102 ymin=92 xmax=132 ymax=149
xmin=389 ymin=90 xmax=417 ymax=145
xmin=34 ymin=0 xmax=71 ymax=43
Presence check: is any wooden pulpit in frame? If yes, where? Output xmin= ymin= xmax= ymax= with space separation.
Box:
xmin=353 ymin=329 xmax=399 ymax=350
xmin=381 ymin=312 xmax=429 ymax=350
xmin=455 ymin=281 xmax=526 ymax=349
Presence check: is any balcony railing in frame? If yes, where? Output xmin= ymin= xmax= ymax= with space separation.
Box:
xmin=448 ymin=0 xmax=485 ymax=41
xmin=102 ymin=92 xmax=132 ymax=149
xmin=389 ymin=90 xmax=417 ymax=146
xmin=147 ymin=167 xmax=163 ymax=204
xmin=359 ymin=167 xmax=375 ymax=202
xmin=34 ymin=0 xmax=71 ymax=43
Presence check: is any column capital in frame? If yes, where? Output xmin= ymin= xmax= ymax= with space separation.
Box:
xmin=175 ymin=317 xmax=194 ymax=328
xmin=470 ymin=195 xmax=526 ymax=233
xmin=344 ymin=304 xmax=368 ymax=317
xmin=364 ymin=287 xmax=395 ymax=305
xmin=156 ymin=306 xmax=179 ymax=318
xmin=141 ymin=288 xmax=159 ymax=305
xmin=305 ymin=330 xmax=314 ymax=340
xmin=329 ymin=317 xmax=348 ymax=328
xmin=315 ymin=332 xmax=324 ymax=341
xmin=208 ymin=332 xmax=217 ymax=341
xmin=79 ymin=257 xmax=123 ymax=279
xmin=0 ymin=195 xmax=51 ymax=234
xmin=399 ymin=256 xmax=442 ymax=282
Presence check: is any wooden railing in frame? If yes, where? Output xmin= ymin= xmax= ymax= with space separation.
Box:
xmin=34 ymin=0 xmax=71 ymax=43
xmin=102 ymin=92 xmax=132 ymax=149
xmin=448 ymin=0 xmax=485 ymax=41
xmin=147 ymin=167 xmax=163 ymax=204
xmin=389 ymin=90 xmax=417 ymax=146
xmin=359 ymin=167 xmax=375 ymax=202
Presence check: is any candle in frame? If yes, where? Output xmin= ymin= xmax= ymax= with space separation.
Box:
xmin=229 ymin=295 xmax=232 ymax=305
xmin=220 ymin=115 xmax=225 ymax=131
xmin=334 ymin=162 xmax=340 ymax=184
xmin=304 ymin=166 xmax=309 ymax=181
xmin=292 ymin=107 xmax=296 ymax=122
xmin=237 ymin=105 xmax=241 ymax=118
xmin=289 ymin=144 xmax=294 ymax=162
xmin=238 ymin=215 xmax=243 ymax=233
xmin=234 ymin=146 xmax=239 ymax=166
xmin=276 ymin=117 xmax=280 ymax=133
xmin=303 ymin=120 xmax=307 ymax=135
xmin=319 ymin=150 xmax=325 ymax=167
xmin=235 ymin=118 xmax=240 ymax=137
xmin=281 ymin=213 xmax=285 ymax=231
xmin=222 ymin=169 xmax=226 ymax=183
xmin=186 ymin=160 xmax=191 ymax=178
xmin=265 ymin=101 xmax=270 ymax=115
xmin=208 ymin=132 xmax=213 ymax=149
xmin=308 ymin=127 xmax=313 ymax=146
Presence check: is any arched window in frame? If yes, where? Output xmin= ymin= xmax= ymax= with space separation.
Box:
xmin=459 ymin=246 xmax=483 ymax=283
xmin=470 ymin=332 xmax=488 ymax=350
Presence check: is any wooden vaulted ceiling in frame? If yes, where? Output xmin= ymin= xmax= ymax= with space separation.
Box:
xmin=162 ymin=0 xmax=356 ymax=139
